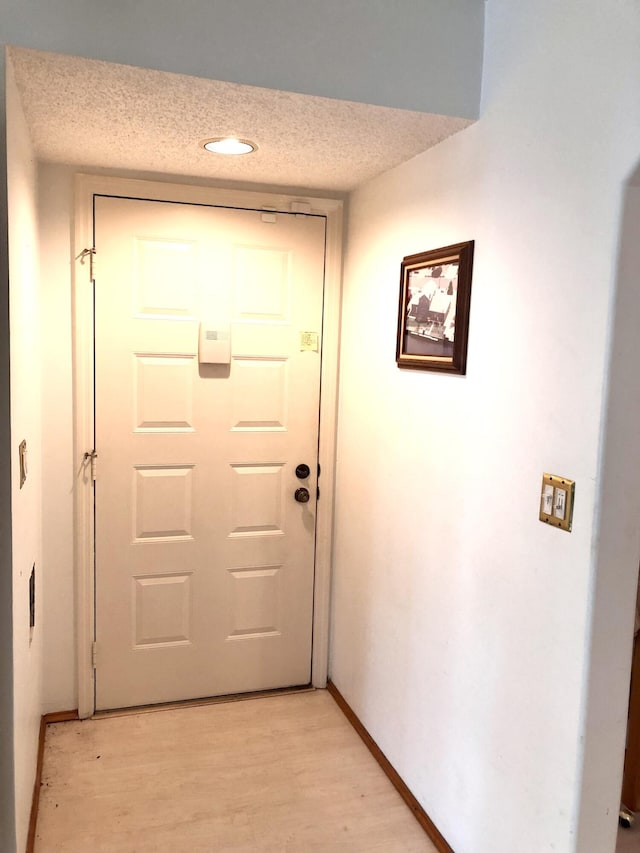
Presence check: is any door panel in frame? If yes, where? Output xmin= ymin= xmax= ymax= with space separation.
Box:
xmin=94 ymin=196 xmax=325 ymax=710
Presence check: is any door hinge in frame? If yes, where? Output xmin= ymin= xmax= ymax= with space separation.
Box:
xmin=84 ymin=449 xmax=98 ymax=481
xmin=78 ymin=247 xmax=96 ymax=280
xmin=91 ymin=641 xmax=98 ymax=669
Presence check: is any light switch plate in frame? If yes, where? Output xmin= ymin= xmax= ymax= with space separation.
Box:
xmin=539 ymin=473 xmax=574 ymax=532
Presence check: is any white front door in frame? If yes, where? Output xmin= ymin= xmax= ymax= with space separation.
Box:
xmin=93 ymin=196 xmax=325 ymax=710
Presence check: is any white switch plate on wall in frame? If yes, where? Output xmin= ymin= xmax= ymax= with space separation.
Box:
xmin=539 ymin=473 xmax=574 ymax=532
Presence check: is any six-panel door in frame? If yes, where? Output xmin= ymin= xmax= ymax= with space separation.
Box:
xmin=94 ymin=196 xmax=325 ymax=710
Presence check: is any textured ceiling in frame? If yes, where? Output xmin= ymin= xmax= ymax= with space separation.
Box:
xmin=8 ymin=47 xmax=472 ymax=193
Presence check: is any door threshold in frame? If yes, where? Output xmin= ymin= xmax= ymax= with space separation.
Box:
xmin=92 ymin=684 xmax=315 ymax=720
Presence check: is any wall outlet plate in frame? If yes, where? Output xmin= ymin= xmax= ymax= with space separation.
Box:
xmin=19 ymin=440 xmax=27 ymax=489
xmin=539 ymin=473 xmax=575 ymax=532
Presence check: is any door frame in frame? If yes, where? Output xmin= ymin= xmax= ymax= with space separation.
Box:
xmin=73 ymin=173 xmax=343 ymax=718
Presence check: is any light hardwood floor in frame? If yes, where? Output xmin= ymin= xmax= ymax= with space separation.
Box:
xmin=35 ymin=689 xmax=439 ymax=853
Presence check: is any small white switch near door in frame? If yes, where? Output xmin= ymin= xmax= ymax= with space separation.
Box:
xmin=553 ymin=488 xmax=567 ymax=520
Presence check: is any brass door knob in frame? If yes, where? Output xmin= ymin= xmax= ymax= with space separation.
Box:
xmin=294 ymin=487 xmax=310 ymax=503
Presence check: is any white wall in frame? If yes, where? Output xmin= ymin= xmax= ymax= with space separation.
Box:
xmin=331 ymin=3 xmax=640 ymax=853
xmin=575 ymin=177 xmax=640 ymax=847
xmin=0 ymin=50 xmax=17 ymax=853
xmin=6 ymin=56 xmax=43 ymax=853
xmin=1 ymin=0 xmax=483 ymax=118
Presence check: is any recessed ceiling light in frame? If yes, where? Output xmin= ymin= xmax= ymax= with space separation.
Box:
xmin=202 ymin=137 xmax=257 ymax=155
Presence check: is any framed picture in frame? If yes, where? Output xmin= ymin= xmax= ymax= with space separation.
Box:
xmin=396 ymin=240 xmax=474 ymax=374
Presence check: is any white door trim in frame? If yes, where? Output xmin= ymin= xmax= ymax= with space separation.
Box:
xmin=73 ymin=173 xmax=343 ymax=718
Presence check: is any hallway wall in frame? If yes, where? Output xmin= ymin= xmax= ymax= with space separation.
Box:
xmin=330 ymin=3 xmax=640 ymax=852
xmin=6 ymin=57 xmax=44 ymax=853
xmin=0 ymin=50 xmax=16 ymax=853
xmin=576 ymin=176 xmax=640 ymax=848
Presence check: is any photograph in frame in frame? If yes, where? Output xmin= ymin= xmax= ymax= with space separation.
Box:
xmin=396 ymin=241 xmax=474 ymax=374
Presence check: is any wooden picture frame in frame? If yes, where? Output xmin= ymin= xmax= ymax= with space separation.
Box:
xmin=396 ymin=240 xmax=474 ymax=374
